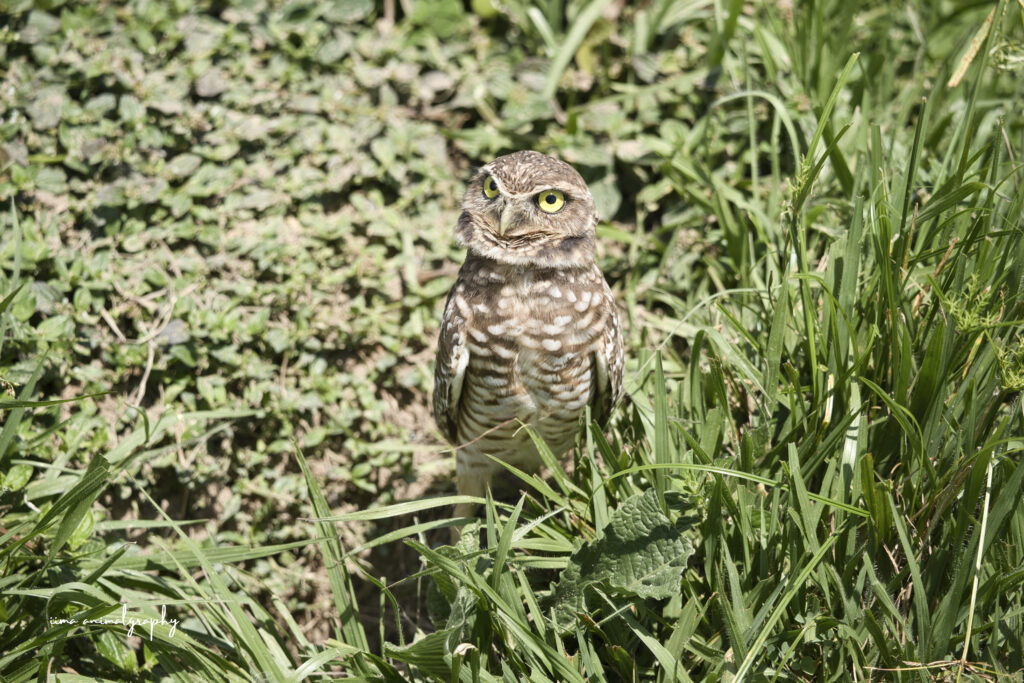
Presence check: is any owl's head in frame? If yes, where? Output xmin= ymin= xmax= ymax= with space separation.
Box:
xmin=455 ymin=150 xmax=597 ymax=268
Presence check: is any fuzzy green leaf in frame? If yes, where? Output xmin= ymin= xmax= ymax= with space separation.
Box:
xmin=552 ymin=489 xmax=695 ymax=628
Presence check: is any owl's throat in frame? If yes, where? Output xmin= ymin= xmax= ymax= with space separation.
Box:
xmin=456 ymin=211 xmax=595 ymax=269
xmin=480 ymin=233 xmax=595 ymax=270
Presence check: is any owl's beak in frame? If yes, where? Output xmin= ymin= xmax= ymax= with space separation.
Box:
xmin=499 ymin=206 xmax=513 ymax=236
xmin=498 ymin=204 xmax=523 ymax=236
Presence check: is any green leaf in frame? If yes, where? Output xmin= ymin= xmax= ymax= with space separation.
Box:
xmin=541 ymin=0 xmax=616 ymax=100
xmin=552 ymin=489 xmax=695 ymax=628
xmin=36 ymin=314 xmax=73 ymax=341
xmin=66 ymin=509 xmax=96 ymax=551
xmin=93 ymin=629 xmax=139 ymax=674
xmin=408 ymin=0 xmax=465 ymax=38
xmin=2 ymin=463 xmax=33 ymax=491
xmin=166 ymin=153 xmax=203 ymax=179
xmin=49 ymin=454 xmax=109 ymax=556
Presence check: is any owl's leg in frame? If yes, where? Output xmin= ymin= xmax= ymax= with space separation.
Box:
xmin=452 ymin=453 xmax=492 ymax=542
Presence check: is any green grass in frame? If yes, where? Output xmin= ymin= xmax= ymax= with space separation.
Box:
xmin=2 ymin=0 xmax=1024 ymax=680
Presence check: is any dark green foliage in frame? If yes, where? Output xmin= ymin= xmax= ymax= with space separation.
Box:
xmin=1 ymin=0 xmax=1023 ymax=679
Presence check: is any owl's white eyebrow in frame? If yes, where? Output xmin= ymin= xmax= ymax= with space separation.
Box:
xmin=490 ymin=185 xmax=574 ymax=198
xmin=477 ymin=170 xmax=575 ymax=198
xmin=526 ymin=185 xmax=563 ymax=195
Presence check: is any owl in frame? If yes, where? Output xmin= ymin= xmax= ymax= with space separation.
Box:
xmin=433 ymin=150 xmax=624 ymax=525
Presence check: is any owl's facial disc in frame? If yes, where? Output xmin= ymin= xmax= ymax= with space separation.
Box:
xmin=494 ymin=194 xmax=564 ymax=238
xmin=456 ymin=151 xmax=597 ymax=268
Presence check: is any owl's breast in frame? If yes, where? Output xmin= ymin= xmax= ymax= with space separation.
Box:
xmin=483 ymin=272 xmax=602 ymax=399
xmin=452 ymin=259 xmax=614 ymax=459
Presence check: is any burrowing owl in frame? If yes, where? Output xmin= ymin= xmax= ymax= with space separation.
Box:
xmin=433 ymin=150 xmax=624 ymax=522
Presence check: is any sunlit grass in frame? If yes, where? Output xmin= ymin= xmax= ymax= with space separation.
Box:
xmin=1 ymin=0 xmax=1023 ymax=680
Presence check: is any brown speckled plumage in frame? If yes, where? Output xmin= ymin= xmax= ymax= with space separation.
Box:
xmin=433 ymin=151 xmax=624 ymax=520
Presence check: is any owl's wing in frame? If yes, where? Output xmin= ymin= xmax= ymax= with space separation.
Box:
xmin=433 ymin=287 xmax=469 ymax=444
xmin=590 ymin=288 xmax=624 ymax=426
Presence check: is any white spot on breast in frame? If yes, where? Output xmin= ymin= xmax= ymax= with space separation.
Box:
xmin=565 ymin=289 xmax=577 ymax=303
xmin=542 ymin=338 xmax=562 ymax=351
xmin=468 ymin=327 xmax=488 ymax=343
xmin=472 ymin=357 xmax=507 ymax=372
xmin=543 ymin=354 xmax=574 ymax=370
xmin=563 ymin=397 xmax=588 ymax=411
xmin=542 ymin=323 xmax=564 ymax=335
xmin=498 ymin=297 xmax=512 ymax=309
xmin=492 ymin=344 xmax=515 ymax=359
xmin=549 ymin=285 xmax=562 ymax=298
xmin=553 ymin=315 xmax=572 ymax=326
xmin=480 ymin=375 xmax=508 ymax=388
xmin=574 ymin=308 xmax=597 ymax=330
xmin=473 ymin=301 xmax=490 ymax=314
xmin=532 ymin=388 xmax=553 ymax=403
xmin=487 ymin=324 xmax=506 ymax=336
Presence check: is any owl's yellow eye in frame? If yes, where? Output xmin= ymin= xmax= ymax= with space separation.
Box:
xmin=536 ymin=189 xmax=565 ymax=213
xmin=482 ymin=176 xmax=500 ymax=199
